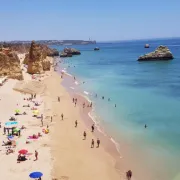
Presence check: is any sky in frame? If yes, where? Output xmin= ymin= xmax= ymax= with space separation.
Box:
xmin=0 ymin=0 xmax=180 ymax=41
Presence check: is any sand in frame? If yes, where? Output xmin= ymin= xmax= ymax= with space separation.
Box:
xmin=0 ymin=54 xmax=125 ymax=180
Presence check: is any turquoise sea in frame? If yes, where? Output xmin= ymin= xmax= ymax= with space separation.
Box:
xmin=52 ymin=38 xmax=180 ymax=180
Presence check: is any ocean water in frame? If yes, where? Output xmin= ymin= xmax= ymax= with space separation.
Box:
xmin=52 ymin=38 xmax=180 ymax=180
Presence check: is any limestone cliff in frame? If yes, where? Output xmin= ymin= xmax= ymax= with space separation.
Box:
xmin=0 ymin=50 xmax=23 ymax=80
xmin=27 ymin=41 xmax=48 ymax=74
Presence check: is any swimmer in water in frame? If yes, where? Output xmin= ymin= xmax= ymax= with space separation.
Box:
xmin=115 ymin=104 xmax=116 ymax=107
xmin=108 ymin=98 xmax=110 ymax=101
xmin=144 ymin=124 xmax=147 ymax=128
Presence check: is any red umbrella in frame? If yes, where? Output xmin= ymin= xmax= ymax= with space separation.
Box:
xmin=18 ymin=149 xmax=28 ymax=155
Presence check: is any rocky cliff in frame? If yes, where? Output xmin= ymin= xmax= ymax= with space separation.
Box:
xmin=138 ymin=46 xmax=174 ymax=61
xmin=27 ymin=41 xmax=47 ymax=74
xmin=0 ymin=50 xmax=23 ymax=80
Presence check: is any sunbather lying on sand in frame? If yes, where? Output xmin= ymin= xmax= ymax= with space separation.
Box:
xmin=23 ymin=112 xmax=27 ymax=115
xmin=2 ymin=140 xmax=12 ymax=146
xmin=23 ymin=104 xmax=30 ymax=107
xmin=9 ymin=116 xmax=16 ymax=121
xmin=6 ymin=148 xmax=14 ymax=155
xmin=17 ymin=154 xmax=27 ymax=163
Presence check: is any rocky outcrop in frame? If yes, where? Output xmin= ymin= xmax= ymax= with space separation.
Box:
xmin=0 ymin=51 xmax=23 ymax=80
xmin=138 ymin=46 xmax=174 ymax=61
xmin=60 ymin=48 xmax=81 ymax=57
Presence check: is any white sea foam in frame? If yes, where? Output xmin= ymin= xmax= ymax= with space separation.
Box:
xmin=84 ymin=91 xmax=89 ymax=95
xmin=110 ymin=137 xmax=122 ymax=157
xmin=70 ymin=87 xmax=75 ymax=90
xmin=75 ymin=81 xmax=79 ymax=85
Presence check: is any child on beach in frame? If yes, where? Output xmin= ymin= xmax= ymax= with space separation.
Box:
xmin=91 ymin=139 xmax=94 ymax=148
xmin=75 ymin=120 xmax=78 ymax=127
xmin=61 ymin=113 xmax=64 ymax=120
xmin=83 ymin=131 xmax=86 ymax=140
xmin=35 ymin=150 xmax=38 ymax=161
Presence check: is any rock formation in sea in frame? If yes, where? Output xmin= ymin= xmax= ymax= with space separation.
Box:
xmin=138 ymin=46 xmax=174 ymax=61
xmin=0 ymin=48 xmax=23 ymax=80
xmin=60 ymin=48 xmax=81 ymax=57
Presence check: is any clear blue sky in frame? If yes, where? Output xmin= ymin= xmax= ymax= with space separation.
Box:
xmin=0 ymin=0 xmax=180 ymax=41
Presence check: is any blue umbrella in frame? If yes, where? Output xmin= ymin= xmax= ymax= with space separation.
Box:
xmin=5 ymin=121 xmax=18 ymax=126
xmin=29 ymin=172 xmax=43 ymax=179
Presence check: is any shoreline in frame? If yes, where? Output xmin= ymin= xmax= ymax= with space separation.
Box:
xmin=43 ymin=71 xmax=123 ymax=180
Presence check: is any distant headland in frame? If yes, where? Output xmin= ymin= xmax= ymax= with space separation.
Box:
xmin=0 ymin=40 xmax=96 ymax=46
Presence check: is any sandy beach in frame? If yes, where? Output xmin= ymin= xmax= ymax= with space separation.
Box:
xmin=0 ymin=54 xmax=124 ymax=180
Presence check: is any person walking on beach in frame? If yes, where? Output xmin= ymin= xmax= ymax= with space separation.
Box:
xmin=74 ymin=76 xmax=76 ymax=80
xmin=34 ymin=94 xmax=36 ymax=98
xmin=75 ymin=120 xmax=78 ymax=127
xmin=61 ymin=113 xmax=64 ymax=120
xmin=83 ymin=131 xmax=87 ymax=140
xmin=51 ymin=116 xmax=52 ymax=122
xmin=58 ymin=96 xmax=60 ymax=102
xmin=97 ymin=138 xmax=100 ymax=148
xmin=126 ymin=170 xmax=132 ymax=180
xmin=35 ymin=150 xmax=38 ymax=161
xmin=73 ymin=98 xmax=75 ymax=103
xmin=90 ymin=102 xmax=92 ymax=108
xmin=75 ymin=101 xmax=77 ymax=107
xmin=3 ymin=127 xmax=6 ymax=135
xmin=41 ymin=114 xmax=43 ymax=126
xmin=83 ymin=102 xmax=85 ymax=108
xmin=91 ymin=139 xmax=94 ymax=148
xmin=91 ymin=124 xmax=95 ymax=132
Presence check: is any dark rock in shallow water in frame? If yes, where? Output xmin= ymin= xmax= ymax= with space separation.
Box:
xmin=94 ymin=47 xmax=100 ymax=51
xmin=60 ymin=48 xmax=80 ymax=57
xmin=144 ymin=44 xmax=150 ymax=48
xmin=138 ymin=46 xmax=174 ymax=61
xmin=64 ymin=48 xmax=81 ymax=55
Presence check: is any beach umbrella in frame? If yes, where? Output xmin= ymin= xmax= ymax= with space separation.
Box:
xmin=29 ymin=172 xmax=43 ymax=179
xmin=18 ymin=149 xmax=28 ymax=155
xmin=15 ymin=109 xmax=20 ymax=113
xmin=33 ymin=110 xmax=39 ymax=115
xmin=5 ymin=121 xmax=18 ymax=126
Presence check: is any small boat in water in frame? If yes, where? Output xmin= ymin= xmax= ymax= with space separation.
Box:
xmin=144 ymin=44 xmax=150 ymax=48
xmin=94 ymin=47 xmax=100 ymax=51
